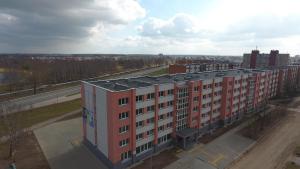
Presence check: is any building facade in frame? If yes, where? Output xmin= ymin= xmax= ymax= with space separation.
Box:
xmin=242 ymin=50 xmax=290 ymax=69
xmin=81 ymin=66 xmax=300 ymax=169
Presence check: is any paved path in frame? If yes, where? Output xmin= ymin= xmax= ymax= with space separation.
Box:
xmin=165 ymin=123 xmax=255 ymax=169
xmin=34 ymin=118 xmax=107 ymax=169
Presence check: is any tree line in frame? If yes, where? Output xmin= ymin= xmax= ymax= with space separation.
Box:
xmin=0 ymin=55 xmax=169 ymax=93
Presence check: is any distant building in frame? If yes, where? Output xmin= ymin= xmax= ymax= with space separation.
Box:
xmin=242 ymin=50 xmax=289 ymax=69
xmin=169 ymin=61 xmax=239 ymax=74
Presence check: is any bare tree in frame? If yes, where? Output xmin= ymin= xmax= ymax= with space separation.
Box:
xmin=1 ymin=102 xmax=24 ymax=161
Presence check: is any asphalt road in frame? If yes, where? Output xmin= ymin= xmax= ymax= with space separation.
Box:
xmin=0 ymin=66 xmax=166 ymax=114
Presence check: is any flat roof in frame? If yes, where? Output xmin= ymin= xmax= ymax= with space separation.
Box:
xmin=86 ymin=65 xmax=299 ymax=91
xmin=87 ymin=69 xmax=253 ymax=91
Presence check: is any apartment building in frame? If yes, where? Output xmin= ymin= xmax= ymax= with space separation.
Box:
xmin=81 ymin=65 xmax=300 ymax=169
xmin=169 ymin=62 xmax=239 ymax=74
xmin=242 ymin=50 xmax=290 ymax=69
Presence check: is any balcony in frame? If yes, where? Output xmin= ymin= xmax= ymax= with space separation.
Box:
xmin=202 ymin=98 xmax=211 ymax=104
xmin=136 ymin=135 xmax=155 ymax=147
xmin=158 ymin=117 xmax=173 ymax=127
xmin=158 ymin=95 xmax=174 ymax=104
xmin=136 ymin=99 xmax=155 ymax=109
xmin=158 ymin=127 xmax=173 ymax=138
xmin=136 ymin=124 xmax=155 ymax=135
xmin=136 ymin=111 xmax=155 ymax=122
xmin=202 ymin=107 xmax=211 ymax=113
xmin=158 ymin=106 xmax=173 ymax=115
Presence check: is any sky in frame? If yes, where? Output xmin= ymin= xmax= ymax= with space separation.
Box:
xmin=0 ymin=0 xmax=300 ymax=55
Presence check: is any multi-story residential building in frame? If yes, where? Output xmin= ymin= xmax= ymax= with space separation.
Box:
xmin=242 ymin=50 xmax=290 ymax=69
xmin=169 ymin=62 xmax=239 ymax=74
xmin=81 ymin=66 xmax=300 ymax=169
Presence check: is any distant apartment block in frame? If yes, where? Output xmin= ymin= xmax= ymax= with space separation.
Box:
xmin=242 ymin=50 xmax=290 ymax=69
xmin=81 ymin=66 xmax=300 ymax=169
xmin=169 ymin=62 xmax=239 ymax=74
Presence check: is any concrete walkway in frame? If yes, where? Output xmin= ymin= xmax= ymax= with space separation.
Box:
xmin=165 ymin=122 xmax=256 ymax=169
xmin=34 ymin=118 xmax=107 ymax=169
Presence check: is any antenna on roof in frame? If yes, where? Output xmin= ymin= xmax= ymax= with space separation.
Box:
xmin=256 ymin=46 xmax=258 ymax=50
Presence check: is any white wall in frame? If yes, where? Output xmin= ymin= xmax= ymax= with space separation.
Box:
xmin=84 ymin=83 xmax=96 ymax=145
xmin=96 ymin=87 xmax=108 ymax=157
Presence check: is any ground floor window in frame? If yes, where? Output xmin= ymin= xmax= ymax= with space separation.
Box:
xmin=158 ymin=134 xmax=171 ymax=144
xmin=136 ymin=141 xmax=153 ymax=155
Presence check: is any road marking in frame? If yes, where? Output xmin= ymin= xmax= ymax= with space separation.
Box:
xmin=210 ymin=154 xmax=225 ymax=166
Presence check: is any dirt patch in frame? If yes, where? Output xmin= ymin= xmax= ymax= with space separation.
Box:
xmin=285 ymin=161 xmax=300 ymax=169
xmin=238 ymin=110 xmax=288 ymax=140
xmin=0 ymin=131 xmax=50 ymax=169
xmin=131 ymin=148 xmax=179 ymax=169
xmin=229 ymin=110 xmax=300 ymax=169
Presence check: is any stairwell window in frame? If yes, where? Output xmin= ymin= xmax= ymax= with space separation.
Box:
xmin=119 ymin=138 xmax=129 ymax=147
xmin=118 ymin=98 xmax=129 ymax=106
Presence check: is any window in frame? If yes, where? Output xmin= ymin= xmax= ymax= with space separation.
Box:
xmin=136 ymin=121 xmax=144 ymax=128
xmin=167 ymin=112 xmax=173 ymax=118
xmin=136 ymin=95 xmax=143 ymax=102
xmin=147 ymin=93 xmax=155 ymax=100
xmin=119 ymin=138 xmax=129 ymax=147
xmin=147 ymin=117 xmax=155 ymax=124
xmin=147 ymin=129 xmax=154 ymax=136
xmin=203 ymin=85 xmax=207 ymax=89
xmin=166 ymin=122 xmax=173 ymax=128
xmin=119 ymin=125 xmax=129 ymax=133
xmin=193 ymin=106 xmax=198 ymax=112
xmin=194 ymin=86 xmax=199 ymax=91
xmin=158 ymin=103 xmax=164 ymax=109
xmin=193 ymin=96 xmax=199 ymax=101
xmin=118 ymin=98 xmax=129 ymax=105
xmin=203 ymin=95 xmax=206 ymax=99
xmin=136 ymin=133 xmax=143 ymax=140
xmin=159 ymin=114 xmax=164 ymax=120
xmin=158 ymin=134 xmax=171 ymax=144
xmin=159 ymin=91 xmax=164 ymax=97
xmin=147 ymin=105 xmax=155 ymax=112
xmin=136 ymin=141 xmax=153 ymax=154
xmin=121 ymin=151 xmax=131 ymax=161
xmin=119 ymin=112 xmax=129 ymax=120
xmin=167 ymin=89 xmax=174 ymax=95
xmin=167 ymin=101 xmax=173 ymax=107
xmin=136 ymin=108 xmax=143 ymax=116
xmin=158 ymin=126 xmax=164 ymax=132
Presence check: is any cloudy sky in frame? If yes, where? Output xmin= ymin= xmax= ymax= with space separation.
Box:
xmin=0 ymin=0 xmax=300 ymax=55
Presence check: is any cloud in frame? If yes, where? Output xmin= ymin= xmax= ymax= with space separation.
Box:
xmin=138 ymin=13 xmax=211 ymax=38
xmin=0 ymin=0 xmax=145 ymax=52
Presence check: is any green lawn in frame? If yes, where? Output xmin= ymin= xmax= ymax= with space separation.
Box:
xmin=147 ymin=68 xmax=168 ymax=76
xmin=0 ymin=99 xmax=81 ymax=136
